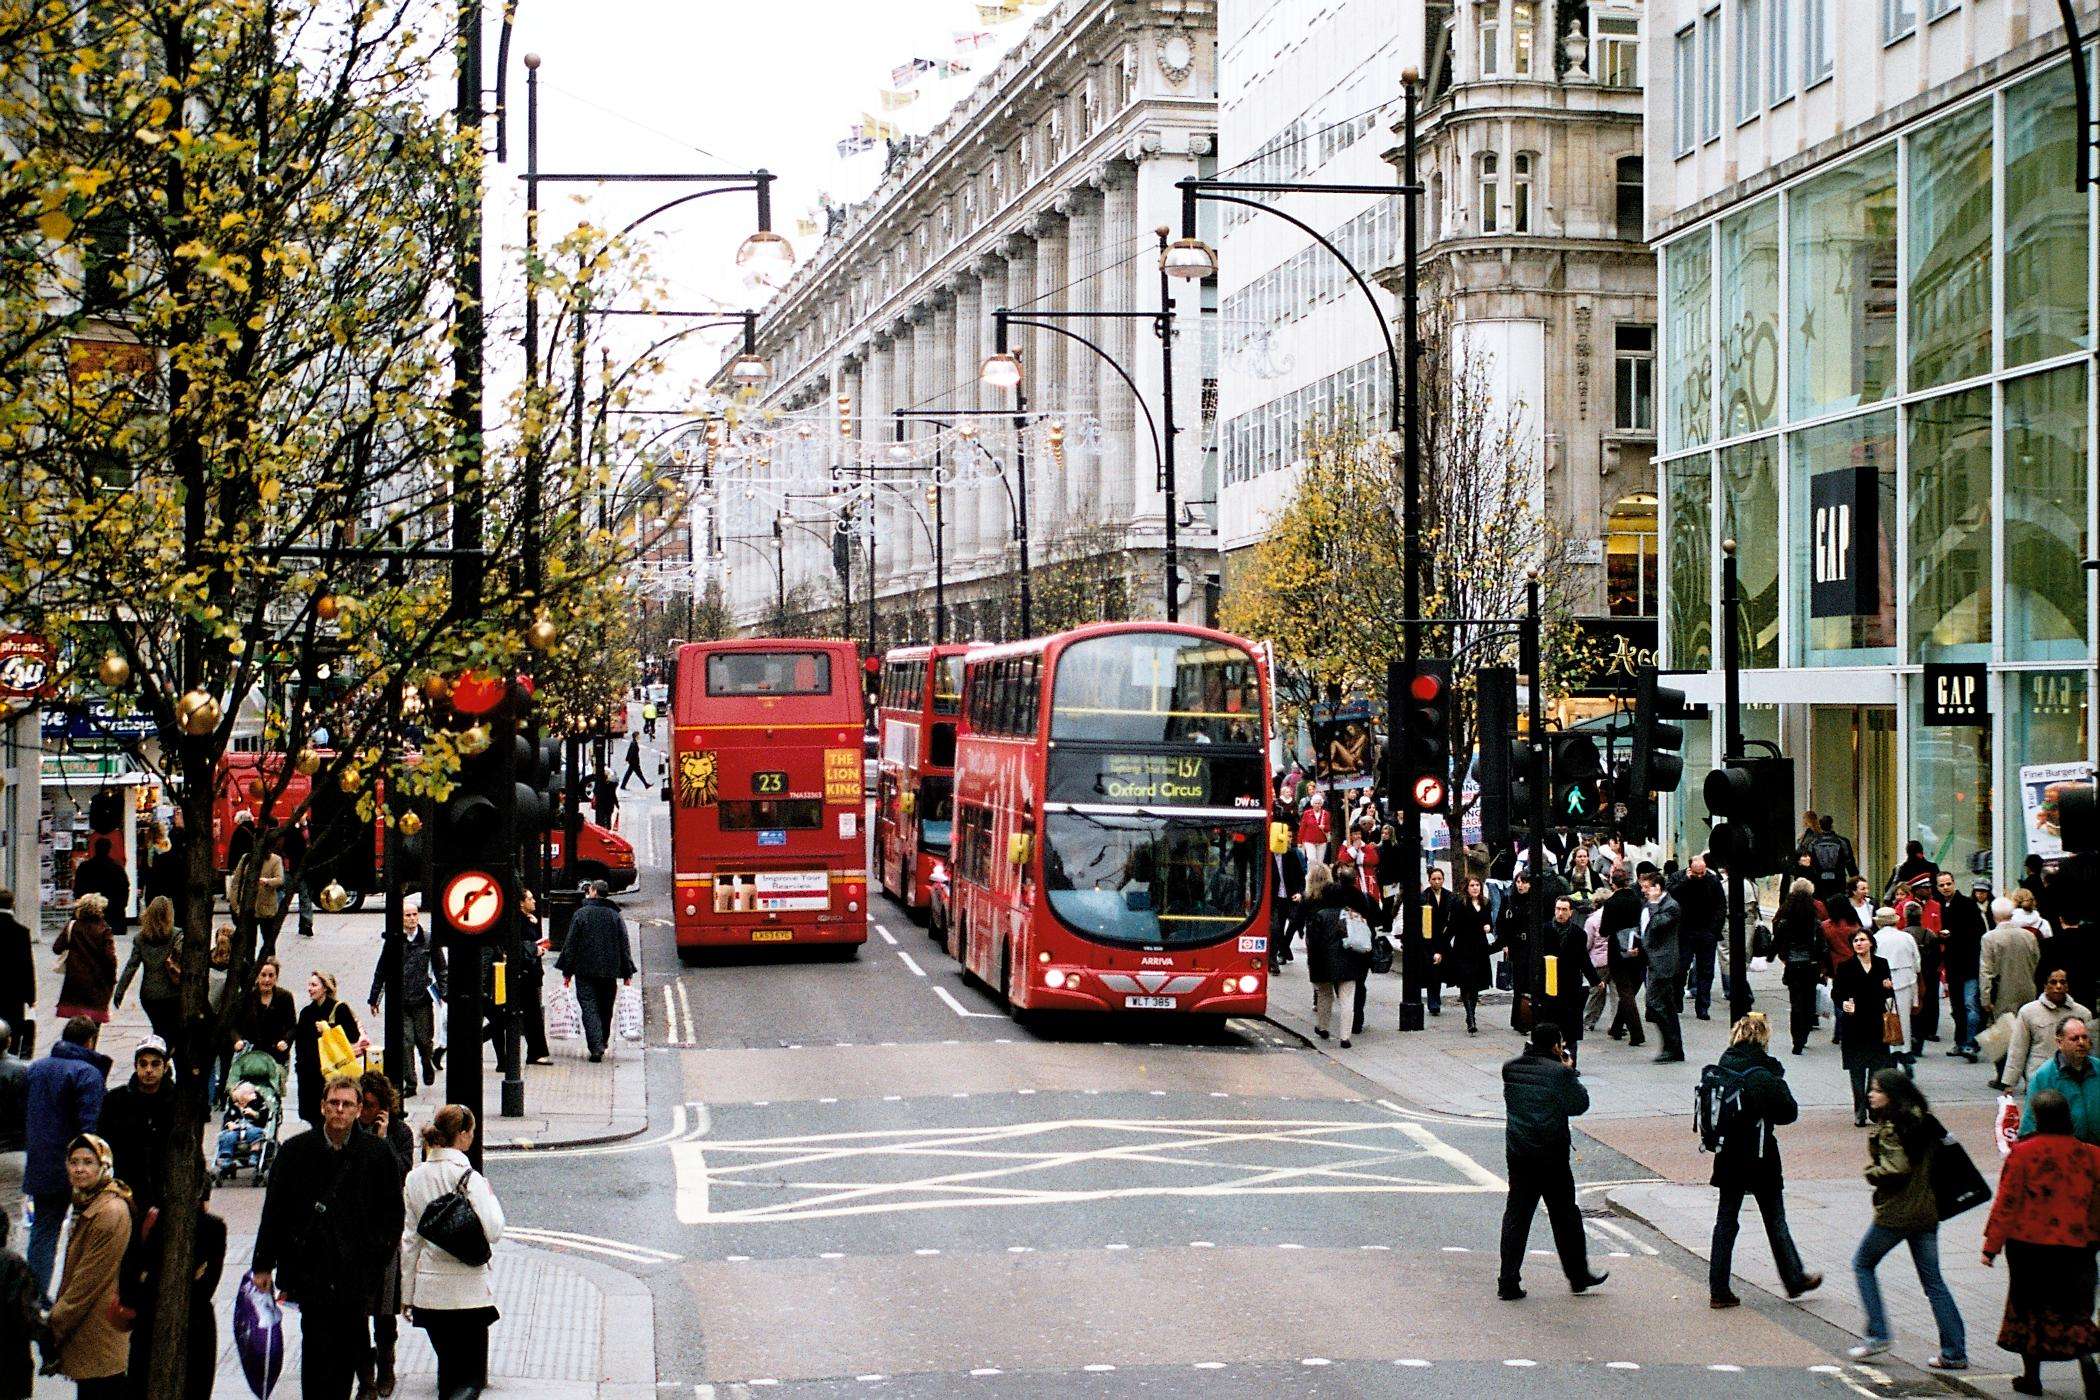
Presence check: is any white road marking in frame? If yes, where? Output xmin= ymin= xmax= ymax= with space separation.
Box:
xmin=1300 ymin=1358 xmax=1331 ymax=1367
xmin=877 ymin=926 xmax=898 ymax=946
xmin=673 ymin=1102 xmax=713 ymax=1225
xmin=932 ymin=985 xmax=1002 ymax=1019
xmin=1505 ymin=1359 xmax=1538 ymax=1367
xmin=1586 ymin=1216 xmax=1660 ymax=1256
xmin=969 ymin=1369 xmax=1002 ymax=1377
xmin=1606 ymin=1361 xmax=1641 ymax=1370
xmin=1375 ymin=1097 xmax=1504 ymax=1128
xmin=677 ymin=981 xmax=697 ymax=1044
xmin=507 ymin=1227 xmax=683 ymax=1264
xmin=1395 ymin=1359 xmax=1433 ymax=1367
xmin=1193 ymin=1362 xmax=1226 ymax=1370
xmin=1708 ymin=1364 xmax=1743 ymax=1373
xmin=896 ymin=950 xmax=928 ymax=978
xmin=516 ymin=1102 xmax=697 ymax=1159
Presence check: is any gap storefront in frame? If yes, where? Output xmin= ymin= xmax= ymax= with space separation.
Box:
xmin=1657 ymin=53 xmax=2093 ymax=891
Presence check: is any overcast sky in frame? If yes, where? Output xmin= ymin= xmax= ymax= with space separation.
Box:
xmin=486 ymin=1 xmax=1042 ymax=403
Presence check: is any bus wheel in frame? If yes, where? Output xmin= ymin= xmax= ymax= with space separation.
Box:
xmin=343 ymin=887 xmax=368 ymax=914
xmin=997 ymin=945 xmax=1014 ymax=1009
xmin=832 ymin=942 xmax=861 ymax=962
xmin=676 ymin=945 xmax=705 ymax=968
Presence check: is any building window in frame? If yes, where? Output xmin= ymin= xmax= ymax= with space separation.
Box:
xmin=1789 ymin=148 xmax=1898 ymax=420
xmin=2004 ymin=365 xmax=2089 ymax=662
xmin=1512 ymin=1 xmax=1535 ymax=75
xmin=1477 ymin=151 xmax=1499 ymax=233
xmin=1476 ymin=2 xmax=1500 ymax=77
xmin=1512 ymin=152 xmax=1535 ymax=232
xmin=1924 ymin=0 xmax=1956 ymax=20
xmin=1606 ymin=494 xmax=1660 ymax=617
xmin=1881 ymin=0 xmax=1915 ymax=43
xmin=1789 ymin=410 xmax=1897 ymax=664
xmin=1908 ymin=101 xmax=1994 ymax=391
xmin=1429 ymin=172 xmax=1444 ymax=240
xmin=1673 ymin=26 xmax=1697 ymax=156
xmin=1614 ymin=324 xmax=1655 ymax=432
xmin=2006 ymin=62 xmax=2089 ymax=368
xmin=1718 ymin=198 xmax=1780 ymax=435
xmin=1734 ymin=0 xmax=1760 ymax=123
xmin=1721 ymin=438 xmax=1780 ymax=666
xmin=1766 ymin=0 xmax=1792 ymax=105
xmin=1596 ymin=12 xmax=1640 ymax=89
xmin=1665 ymin=234 xmax=1713 ymax=452
xmin=1804 ymin=0 xmax=1833 ymax=83
xmin=1700 ymin=7 xmax=1722 ymax=143
xmin=1665 ymin=454 xmax=1714 ymax=670
xmin=1616 ymin=156 xmax=1644 ymax=241
xmin=1907 ymin=385 xmax=1992 ymax=661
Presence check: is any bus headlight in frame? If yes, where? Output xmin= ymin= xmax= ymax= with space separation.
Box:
xmin=1236 ymin=974 xmax=1263 ymax=995
xmin=1044 ymin=969 xmax=1068 ymax=989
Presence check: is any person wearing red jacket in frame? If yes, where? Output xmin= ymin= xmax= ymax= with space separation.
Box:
xmin=1295 ymin=799 xmax=1330 ymax=870
xmin=1981 ymin=1088 xmax=2100 ymax=1395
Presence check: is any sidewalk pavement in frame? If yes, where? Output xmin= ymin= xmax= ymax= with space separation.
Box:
xmin=1270 ymin=949 xmax=2034 ymax=1392
xmin=31 ymin=902 xmax=650 ymax=1152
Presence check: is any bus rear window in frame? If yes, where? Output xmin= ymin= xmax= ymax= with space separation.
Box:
xmin=717 ymin=798 xmax=823 ymax=831
xmin=706 ymin=652 xmax=833 ymax=697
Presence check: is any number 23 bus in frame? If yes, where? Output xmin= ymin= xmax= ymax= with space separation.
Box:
xmin=944 ymin=623 xmax=1273 ymax=1018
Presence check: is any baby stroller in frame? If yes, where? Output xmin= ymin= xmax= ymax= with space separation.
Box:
xmin=214 ymin=1048 xmax=286 ymax=1187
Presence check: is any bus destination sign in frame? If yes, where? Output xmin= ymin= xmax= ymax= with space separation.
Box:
xmin=1049 ymin=750 xmax=1265 ymax=810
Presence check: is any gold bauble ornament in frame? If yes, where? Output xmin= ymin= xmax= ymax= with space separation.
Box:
xmin=526 ymin=618 xmax=558 ymax=651
xmin=96 ymin=653 xmax=130 ymax=687
xmin=397 ymin=810 xmax=424 ymax=837
xmin=318 ymin=881 xmax=351 ymax=913
xmin=337 ymin=767 xmax=361 ymax=793
xmin=174 ymin=690 xmax=221 ymax=736
xmin=419 ymin=674 xmax=450 ymax=702
xmin=315 ymin=593 xmax=341 ymax=622
xmin=293 ymin=747 xmax=322 ymax=775
xmin=457 ymin=724 xmax=491 ymax=756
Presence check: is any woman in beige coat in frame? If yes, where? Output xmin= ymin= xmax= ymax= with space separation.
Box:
xmin=46 ymin=1133 xmax=134 ymax=1396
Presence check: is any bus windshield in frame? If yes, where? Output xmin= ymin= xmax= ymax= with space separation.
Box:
xmin=1042 ymin=812 xmax=1265 ymax=947
xmin=1050 ymin=632 xmax=1261 ymax=745
xmin=919 ymin=775 xmax=954 ymax=850
xmin=706 ymin=651 xmax=833 ymax=696
xmin=933 ymin=656 xmax=966 ymax=715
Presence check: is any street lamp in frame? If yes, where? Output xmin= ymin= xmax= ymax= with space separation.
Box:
xmin=728 ymin=351 xmax=772 ymax=388
xmin=1161 ymin=236 xmax=1219 ymax=281
xmin=979 ymin=351 xmax=1023 ymax=389
xmin=735 ymin=228 xmax=797 ymax=284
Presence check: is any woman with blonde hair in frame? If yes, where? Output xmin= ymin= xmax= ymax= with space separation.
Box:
xmin=1706 ymin=1011 xmax=1822 ymax=1308
xmin=292 ymin=969 xmax=361 ymax=1129
xmin=52 ymin=893 xmax=117 ymax=1026
xmin=114 ymin=894 xmax=183 ymax=1049
xmin=401 ymin=1104 xmax=506 ymax=1398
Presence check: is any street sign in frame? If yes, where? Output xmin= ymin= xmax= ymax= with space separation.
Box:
xmin=442 ymin=869 xmax=506 ymax=935
xmin=0 ymin=633 xmax=54 ymax=700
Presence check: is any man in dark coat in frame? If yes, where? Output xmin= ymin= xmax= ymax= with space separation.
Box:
xmin=1671 ymin=855 xmax=1726 ymax=1018
xmin=1934 ymin=869 xmax=1987 ymax=1061
xmin=1418 ymin=867 xmax=1460 ymax=1018
xmin=69 ymin=836 xmax=129 ymax=941
xmin=91 ymin=1036 xmax=175 ymax=1212
xmin=1705 ymin=1012 xmax=1822 ymax=1308
xmin=1543 ymin=897 xmax=1597 ymax=1065
xmin=1497 ymin=1020 xmax=1607 ymax=1300
xmin=1270 ymin=842 xmax=1306 ymax=972
xmin=0 ymin=890 xmax=33 ymax=1058
xmin=367 ymin=897 xmax=446 ymax=1090
xmin=252 ymin=1074 xmax=405 ymax=1400
xmin=23 ymin=1018 xmax=110 ymax=1301
xmin=556 ymin=880 xmax=637 ymax=1061
xmin=1638 ymin=867 xmax=1686 ymax=1062
xmin=1599 ymin=870 xmax=1646 ymax=1046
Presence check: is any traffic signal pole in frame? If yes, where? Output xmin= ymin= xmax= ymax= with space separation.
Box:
xmin=1522 ymin=573 xmax=1548 ymax=992
xmin=1721 ymin=540 xmax=1750 ymax=1026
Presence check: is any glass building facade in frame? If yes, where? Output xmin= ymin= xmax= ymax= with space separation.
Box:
xmin=1658 ymin=56 xmax=2094 ymax=886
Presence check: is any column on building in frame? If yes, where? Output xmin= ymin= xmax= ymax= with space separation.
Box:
xmin=1096 ymin=159 xmax=1140 ymax=523
xmin=912 ymin=298 xmax=949 ymax=616
xmin=998 ymin=233 xmax=1038 ymax=602
xmin=971 ymin=254 xmax=1009 ymax=572
xmin=1059 ymin=183 xmax=1101 ymax=519
xmin=835 ymin=356 xmax=865 ymax=640
xmin=884 ymin=323 xmax=917 ymax=590
xmin=950 ymin=271 xmax=985 ymax=571
xmin=1029 ymin=210 xmax=1070 ymax=549
xmin=860 ymin=334 xmax=893 ymax=624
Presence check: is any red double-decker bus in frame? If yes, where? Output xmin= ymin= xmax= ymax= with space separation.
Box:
xmin=669 ymin=639 xmax=868 ymax=961
xmin=945 ymin=623 xmax=1273 ymax=1019
xmin=873 ymin=644 xmax=975 ymax=917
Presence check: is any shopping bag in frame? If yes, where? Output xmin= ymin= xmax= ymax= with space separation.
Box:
xmin=431 ymin=989 xmax=448 ymax=1049
xmin=613 ymin=983 xmax=644 ymax=1042
xmin=1977 ymin=1012 xmax=2015 ymax=1064
xmin=316 ymin=1020 xmax=358 ymax=1079
xmin=547 ymin=980 xmax=583 ymax=1041
xmin=233 ymin=1279 xmax=285 ymax=1398
xmin=1341 ymin=911 xmax=1373 ymax=956
xmin=1994 ymin=1093 xmax=2023 ymax=1157
xmin=1929 ymin=1131 xmax=1992 ymax=1220
xmin=1815 ymin=984 xmax=1834 ymax=1021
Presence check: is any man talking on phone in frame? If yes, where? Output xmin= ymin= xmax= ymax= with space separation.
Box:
xmin=1497 ymin=1020 xmax=1609 ymax=1301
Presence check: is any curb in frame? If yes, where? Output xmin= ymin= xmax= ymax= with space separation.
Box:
xmin=486 ymin=1116 xmax=653 ymax=1153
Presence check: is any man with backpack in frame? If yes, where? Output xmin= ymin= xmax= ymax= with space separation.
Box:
xmin=1701 ymin=1011 xmax=1822 ymax=1309
xmin=1807 ymin=816 xmax=1857 ymax=907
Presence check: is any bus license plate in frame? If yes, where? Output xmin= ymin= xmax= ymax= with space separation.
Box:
xmin=751 ymin=929 xmax=793 ymax=942
xmin=1123 ymin=995 xmax=1176 ymax=1010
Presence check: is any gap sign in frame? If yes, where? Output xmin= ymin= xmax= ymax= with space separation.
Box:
xmin=1922 ymin=662 xmax=1989 ymax=728
xmin=1810 ymin=467 xmax=1879 ymax=618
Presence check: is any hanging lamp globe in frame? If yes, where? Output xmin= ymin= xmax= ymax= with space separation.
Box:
xmin=980 ymin=352 xmax=1022 ymax=389
xmin=728 ymin=352 xmax=772 ymax=388
xmin=315 ymin=593 xmax=342 ymax=622
xmin=293 ymin=747 xmax=322 ymax=776
xmin=1162 ymin=237 xmax=1219 ymax=280
xmin=734 ymin=228 xmax=796 ymax=282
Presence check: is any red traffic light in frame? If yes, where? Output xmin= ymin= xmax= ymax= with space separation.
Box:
xmin=862 ymin=656 xmax=881 ymax=675
xmin=451 ymin=670 xmax=507 ymax=716
xmin=1409 ymin=673 xmax=1442 ymax=703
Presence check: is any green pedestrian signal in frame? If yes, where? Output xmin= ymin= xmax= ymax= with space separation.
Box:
xmin=1563 ymin=784 xmax=1589 ymax=818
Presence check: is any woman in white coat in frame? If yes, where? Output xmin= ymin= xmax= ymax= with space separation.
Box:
xmin=1873 ymin=907 xmax=1921 ymax=1067
xmin=401 ymin=1104 xmax=506 ymax=1399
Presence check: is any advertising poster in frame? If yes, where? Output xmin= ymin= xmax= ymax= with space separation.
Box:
xmin=1310 ymin=698 xmax=1379 ymax=792
xmin=2019 ymin=761 xmax=2093 ymax=861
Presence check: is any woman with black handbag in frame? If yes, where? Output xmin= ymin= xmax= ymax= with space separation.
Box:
xmin=1851 ymin=1070 xmax=1968 ymax=1371
xmin=401 ymin=1105 xmax=505 ymax=1399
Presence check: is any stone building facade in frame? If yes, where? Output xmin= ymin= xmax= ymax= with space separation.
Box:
xmin=721 ymin=0 xmax=1221 ymax=644
xmin=1388 ymin=0 xmax=1657 ymax=618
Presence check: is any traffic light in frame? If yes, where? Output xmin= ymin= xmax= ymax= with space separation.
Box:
xmin=1622 ymin=667 xmax=1688 ymax=842
xmin=1704 ymin=755 xmax=1795 ymax=876
xmin=1389 ymin=657 xmax=1453 ymax=814
xmin=432 ymin=672 xmax=518 ymax=943
xmin=1552 ymin=734 xmax=1605 ymax=828
xmin=1474 ymin=666 xmax=1517 ymax=848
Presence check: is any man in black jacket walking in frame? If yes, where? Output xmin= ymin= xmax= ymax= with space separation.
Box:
xmin=1705 ymin=1011 xmax=1822 ymax=1308
xmin=91 ymin=1037 xmax=175 ymax=1213
xmin=1270 ymin=842 xmax=1306 ymax=972
xmin=1498 ymin=1020 xmax=1607 ymax=1300
xmin=1639 ymin=868 xmax=1686 ymax=1063
xmin=1599 ymin=871 xmax=1646 ymax=1046
xmin=1672 ymin=855 xmax=1726 ymax=1018
xmin=251 ymin=1075 xmax=405 ymax=1400
xmin=1934 ymin=870 xmax=1987 ymax=1061
xmin=557 ymin=881 xmax=637 ymax=1061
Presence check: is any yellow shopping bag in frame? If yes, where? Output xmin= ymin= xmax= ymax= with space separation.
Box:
xmin=317 ymin=1019 xmax=359 ymax=1079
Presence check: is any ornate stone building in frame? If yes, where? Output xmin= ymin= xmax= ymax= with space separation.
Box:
xmin=1398 ymin=0 xmax=1657 ymax=619
xmin=722 ymin=0 xmax=1221 ymax=643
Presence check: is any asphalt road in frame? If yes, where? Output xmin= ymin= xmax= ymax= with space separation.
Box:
xmin=494 ymin=765 xmax=1953 ymax=1398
